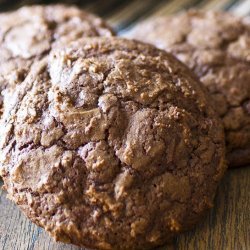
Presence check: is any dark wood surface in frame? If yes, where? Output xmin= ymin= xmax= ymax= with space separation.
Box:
xmin=0 ymin=0 xmax=250 ymax=249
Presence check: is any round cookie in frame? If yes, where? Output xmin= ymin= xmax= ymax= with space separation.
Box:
xmin=0 ymin=4 xmax=114 ymax=116
xmin=127 ymin=10 xmax=250 ymax=167
xmin=0 ymin=37 xmax=226 ymax=250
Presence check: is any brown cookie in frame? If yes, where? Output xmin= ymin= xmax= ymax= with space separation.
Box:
xmin=127 ymin=10 xmax=250 ymax=167
xmin=0 ymin=4 xmax=114 ymax=116
xmin=0 ymin=37 xmax=226 ymax=250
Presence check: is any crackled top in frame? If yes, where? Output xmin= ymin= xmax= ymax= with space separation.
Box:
xmin=0 ymin=37 xmax=226 ymax=250
xmin=128 ymin=10 xmax=250 ymax=167
xmin=0 ymin=4 xmax=113 ymax=115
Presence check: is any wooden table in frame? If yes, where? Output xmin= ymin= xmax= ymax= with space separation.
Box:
xmin=0 ymin=0 xmax=250 ymax=249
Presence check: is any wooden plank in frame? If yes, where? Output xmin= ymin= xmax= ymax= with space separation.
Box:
xmin=146 ymin=0 xmax=198 ymax=17
xmin=106 ymin=0 xmax=165 ymax=31
xmin=1 ymin=167 xmax=249 ymax=250
xmin=106 ymin=0 xmax=250 ymax=32
xmin=198 ymin=0 xmax=234 ymax=10
xmin=175 ymin=167 xmax=250 ymax=250
xmin=230 ymin=0 xmax=250 ymax=16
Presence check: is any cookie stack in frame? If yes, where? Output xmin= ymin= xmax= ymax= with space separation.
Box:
xmin=0 ymin=4 xmax=248 ymax=250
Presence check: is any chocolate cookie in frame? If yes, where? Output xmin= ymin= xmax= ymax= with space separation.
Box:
xmin=0 ymin=4 xmax=114 ymax=116
xmin=127 ymin=10 xmax=250 ymax=167
xmin=0 ymin=37 xmax=226 ymax=249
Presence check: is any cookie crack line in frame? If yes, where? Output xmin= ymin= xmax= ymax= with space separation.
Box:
xmin=127 ymin=10 xmax=250 ymax=168
xmin=0 ymin=4 xmax=114 ymax=121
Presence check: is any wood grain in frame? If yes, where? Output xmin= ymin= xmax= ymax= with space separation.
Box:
xmin=1 ymin=167 xmax=249 ymax=250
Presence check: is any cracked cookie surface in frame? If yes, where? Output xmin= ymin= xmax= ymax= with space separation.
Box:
xmin=0 ymin=4 xmax=113 ymax=116
xmin=0 ymin=37 xmax=226 ymax=250
xmin=127 ymin=10 xmax=250 ymax=167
